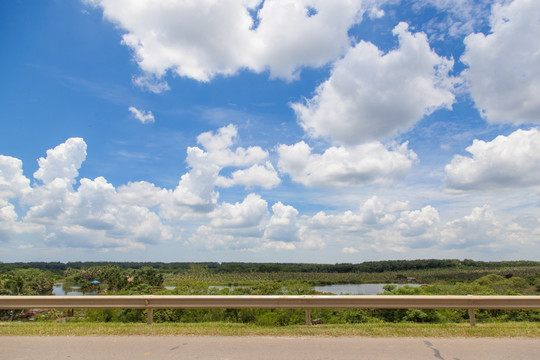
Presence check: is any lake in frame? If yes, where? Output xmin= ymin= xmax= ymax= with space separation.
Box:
xmin=54 ymin=283 xmax=421 ymax=295
xmin=314 ymin=283 xmax=421 ymax=295
xmin=52 ymin=284 xmax=96 ymax=296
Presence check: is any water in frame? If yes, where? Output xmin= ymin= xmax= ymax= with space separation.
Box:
xmin=54 ymin=283 xmax=421 ymax=295
xmin=314 ymin=283 xmax=422 ymax=295
xmin=52 ymin=284 xmax=95 ymax=296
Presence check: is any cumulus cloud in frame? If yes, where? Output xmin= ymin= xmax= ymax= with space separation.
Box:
xmin=8 ymin=138 xmax=175 ymax=250
xmin=33 ymin=138 xmax=87 ymax=185
xmin=128 ymin=106 xmax=155 ymax=124
xmin=3 ymin=128 xmax=537 ymax=257
xmin=292 ymin=22 xmax=456 ymax=145
xmin=310 ymin=196 xmax=397 ymax=233
xmin=263 ymin=202 xmax=301 ymax=242
xmin=461 ymin=0 xmax=540 ymax=124
xmin=210 ymin=194 xmax=269 ymax=229
xmin=308 ymin=196 xmax=442 ymax=252
xmin=397 ymin=206 xmax=440 ymax=237
xmin=277 ymin=141 xmax=417 ymax=187
xmin=187 ymin=198 xmax=318 ymax=251
xmin=440 ymin=205 xmax=529 ymax=252
xmin=166 ymin=124 xmax=276 ymax=215
xmin=445 ymin=128 xmax=540 ymax=190
xmin=0 ymin=198 xmax=43 ymax=242
xmin=86 ymin=0 xmax=366 ymax=85
xmin=186 ymin=194 xmax=269 ymax=250
xmin=0 ymin=155 xmax=31 ymax=199
xmin=216 ymin=162 xmax=280 ymax=189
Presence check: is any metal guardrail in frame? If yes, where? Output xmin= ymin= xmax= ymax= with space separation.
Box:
xmin=2 ymin=295 xmax=539 ymax=326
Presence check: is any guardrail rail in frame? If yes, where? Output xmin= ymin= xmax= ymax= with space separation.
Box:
xmin=2 ymin=295 xmax=539 ymax=326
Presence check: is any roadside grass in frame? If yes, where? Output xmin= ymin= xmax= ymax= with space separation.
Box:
xmin=1 ymin=321 xmax=539 ymax=337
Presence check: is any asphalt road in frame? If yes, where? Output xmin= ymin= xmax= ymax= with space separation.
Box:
xmin=1 ymin=336 xmax=539 ymax=360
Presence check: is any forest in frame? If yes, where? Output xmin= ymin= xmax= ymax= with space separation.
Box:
xmin=1 ymin=260 xmax=539 ymax=326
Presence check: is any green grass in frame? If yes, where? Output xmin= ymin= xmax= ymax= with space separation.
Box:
xmin=1 ymin=321 xmax=539 ymax=337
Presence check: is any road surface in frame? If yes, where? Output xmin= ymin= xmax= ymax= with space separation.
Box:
xmin=1 ymin=336 xmax=539 ymax=359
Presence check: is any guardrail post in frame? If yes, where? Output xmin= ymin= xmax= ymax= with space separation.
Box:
xmin=145 ymin=299 xmax=153 ymax=325
xmin=469 ymin=309 xmax=476 ymax=327
xmin=305 ymin=308 xmax=311 ymax=326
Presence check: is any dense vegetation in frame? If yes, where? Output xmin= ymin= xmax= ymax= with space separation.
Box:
xmin=2 ymin=259 xmax=539 ymax=275
xmin=1 ymin=260 xmax=539 ymax=325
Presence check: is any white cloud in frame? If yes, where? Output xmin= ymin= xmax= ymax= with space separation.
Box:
xmin=310 ymin=196 xmax=397 ymax=233
xmin=367 ymin=6 xmax=384 ymax=19
xmin=128 ymin=106 xmax=155 ymax=124
xmin=210 ymin=193 xmax=269 ymax=229
xmin=0 ymin=199 xmax=43 ymax=242
xmin=307 ymin=196 xmax=441 ymax=253
xmin=132 ymin=74 xmax=170 ymax=93
xmin=0 ymin=155 xmax=31 ymax=199
xmin=9 ymin=138 xmax=175 ymax=250
xmin=197 ymin=125 xmax=268 ymax=167
xmin=166 ymin=125 xmax=274 ymax=215
xmin=440 ymin=205 xmax=528 ymax=252
xmin=445 ymin=128 xmax=540 ymax=190
xmin=86 ymin=0 xmax=365 ymax=85
xmin=116 ymin=181 xmax=168 ymax=208
xmin=3 ymin=128 xmax=538 ymax=258
xmin=25 ymin=174 xmax=173 ymax=250
xmin=33 ymin=138 xmax=87 ymax=185
xmin=216 ymin=162 xmax=281 ymax=189
xmin=414 ymin=0 xmax=492 ymax=38
xmin=462 ymin=0 xmax=540 ymax=124
xmin=263 ymin=202 xmax=301 ymax=242
xmin=277 ymin=141 xmax=417 ymax=187
xmin=292 ymin=22 xmax=456 ymax=145
xmin=397 ymin=206 xmax=440 ymax=237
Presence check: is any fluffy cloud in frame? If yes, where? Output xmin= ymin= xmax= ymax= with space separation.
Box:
xmin=186 ymin=194 xmax=269 ymax=250
xmin=292 ymin=22 xmax=456 ymax=145
xmin=128 ymin=106 xmax=155 ymax=124
xmin=277 ymin=141 xmax=417 ymax=187
xmin=25 ymin=174 xmax=173 ymax=249
xmin=216 ymin=162 xmax=280 ymax=189
xmin=310 ymin=196 xmax=397 ymax=233
xmin=197 ymin=125 xmax=268 ymax=167
xmin=445 ymin=128 xmax=540 ymax=190
xmin=187 ymin=198 xmax=317 ymax=251
xmin=210 ymin=194 xmax=268 ymax=229
xmin=0 ymin=155 xmax=31 ymax=199
xmin=461 ymin=0 xmax=540 ymax=124
xmin=11 ymin=138 xmax=174 ymax=250
xmin=166 ymin=125 xmax=276 ymax=215
xmin=0 ymin=198 xmax=43 ymax=242
xmin=397 ymin=206 xmax=440 ymax=237
xmin=440 ymin=205 xmax=528 ymax=252
xmin=33 ymin=138 xmax=87 ymax=185
xmin=86 ymin=0 xmax=365 ymax=85
xmin=263 ymin=202 xmax=300 ymax=242
xmin=3 ymin=130 xmax=537 ymax=257
xmin=308 ymin=196 xmax=442 ymax=252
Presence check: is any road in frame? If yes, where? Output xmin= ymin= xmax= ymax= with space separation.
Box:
xmin=1 ymin=336 xmax=539 ymax=359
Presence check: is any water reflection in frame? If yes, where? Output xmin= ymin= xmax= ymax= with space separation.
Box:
xmin=314 ymin=283 xmax=421 ymax=295
xmin=52 ymin=283 xmax=96 ymax=296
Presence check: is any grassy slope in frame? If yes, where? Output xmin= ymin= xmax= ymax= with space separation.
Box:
xmin=1 ymin=322 xmax=539 ymax=337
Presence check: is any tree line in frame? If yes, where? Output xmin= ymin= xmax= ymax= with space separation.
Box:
xmin=2 ymin=259 xmax=539 ymax=275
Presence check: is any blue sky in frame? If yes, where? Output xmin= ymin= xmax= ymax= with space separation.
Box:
xmin=1 ymin=0 xmax=539 ymax=263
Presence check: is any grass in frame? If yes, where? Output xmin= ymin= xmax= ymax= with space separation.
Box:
xmin=1 ymin=321 xmax=539 ymax=337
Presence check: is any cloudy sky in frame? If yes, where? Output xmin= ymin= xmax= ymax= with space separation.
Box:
xmin=1 ymin=0 xmax=540 ymax=263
